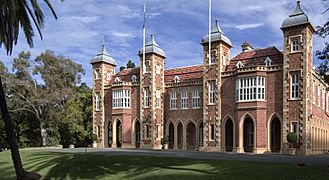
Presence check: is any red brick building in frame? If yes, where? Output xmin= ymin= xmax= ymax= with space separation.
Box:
xmin=91 ymin=1 xmax=329 ymax=155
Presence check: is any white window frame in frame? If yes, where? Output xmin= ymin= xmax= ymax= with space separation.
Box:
xmin=318 ymin=84 xmax=321 ymax=108
xmin=192 ymin=88 xmax=200 ymax=108
xmin=323 ymin=88 xmax=326 ymax=110
xmin=95 ymin=92 xmax=101 ymax=111
xmin=170 ymin=91 xmax=177 ymax=109
xmin=145 ymin=61 xmax=151 ymax=73
xmin=312 ymin=80 xmax=316 ymax=104
xmin=144 ymin=88 xmax=151 ymax=108
xmin=210 ymin=50 xmax=216 ymax=65
xmin=174 ymin=75 xmax=180 ymax=83
xmin=112 ymin=90 xmax=130 ymax=108
xmin=181 ymin=89 xmax=189 ymax=109
xmin=223 ymin=54 xmax=227 ymax=66
xmin=264 ymin=57 xmax=272 ymax=66
xmin=291 ymin=72 xmax=300 ymax=100
xmin=236 ymin=61 xmax=244 ymax=69
xmin=236 ymin=77 xmax=265 ymax=102
xmin=156 ymin=64 xmax=161 ymax=75
xmin=326 ymin=92 xmax=329 ymax=112
xmin=94 ymin=69 xmax=100 ymax=80
xmin=290 ymin=122 xmax=299 ymax=137
xmin=209 ymin=81 xmax=216 ymax=104
xmin=156 ymin=89 xmax=160 ymax=108
xmin=290 ymin=35 xmax=302 ymax=53
xmin=106 ymin=71 xmax=111 ymax=80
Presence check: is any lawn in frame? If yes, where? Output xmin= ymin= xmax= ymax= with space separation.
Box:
xmin=0 ymin=150 xmax=328 ymax=180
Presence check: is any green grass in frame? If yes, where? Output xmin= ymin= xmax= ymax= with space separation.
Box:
xmin=0 ymin=150 xmax=328 ymax=180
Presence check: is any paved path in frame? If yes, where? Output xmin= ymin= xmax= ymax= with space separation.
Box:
xmin=42 ymin=148 xmax=329 ymax=165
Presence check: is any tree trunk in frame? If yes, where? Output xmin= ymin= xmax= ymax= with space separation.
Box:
xmin=0 ymin=75 xmax=25 ymax=179
xmin=0 ymin=75 xmax=41 ymax=180
xmin=40 ymin=123 xmax=48 ymax=146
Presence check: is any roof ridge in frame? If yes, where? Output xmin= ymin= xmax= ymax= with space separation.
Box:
xmin=165 ymin=64 xmax=203 ymax=71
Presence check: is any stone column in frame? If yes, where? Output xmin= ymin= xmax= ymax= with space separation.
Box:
xmin=174 ymin=124 xmax=178 ymax=149
xmin=112 ymin=121 xmax=117 ymax=148
xmin=183 ymin=125 xmax=187 ymax=150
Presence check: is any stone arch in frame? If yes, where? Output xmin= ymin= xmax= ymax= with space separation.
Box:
xmin=185 ymin=120 xmax=197 ymax=150
xmin=132 ymin=118 xmax=141 ymax=148
xmin=177 ymin=121 xmax=183 ymax=149
xmin=197 ymin=119 xmax=204 ymax=148
xmin=106 ymin=119 xmax=112 ymax=148
xmin=113 ymin=117 xmax=122 ymax=148
xmin=222 ymin=114 xmax=235 ymax=152
xmin=267 ymin=113 xmax=282 ymax=153
xmin=239 ymin=113 xmax=256 ymax=153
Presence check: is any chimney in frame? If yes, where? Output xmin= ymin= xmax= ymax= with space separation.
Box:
xmin=241 ymin=41 xmax=253 ymax=52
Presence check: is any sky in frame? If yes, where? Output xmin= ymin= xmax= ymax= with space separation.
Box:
xmin=0 ymin=0 xmax=328 ymax=87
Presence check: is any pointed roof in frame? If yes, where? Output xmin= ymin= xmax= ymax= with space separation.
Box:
xmin=201 ymin=20 xmax=232 ymax=47
xmin=281 ymin=0 xmax=313 ymax=29
xmin=90 ymin=44 xmax=117 ymax=65
xmin=138 ymin=35 xmax=166 ymax=57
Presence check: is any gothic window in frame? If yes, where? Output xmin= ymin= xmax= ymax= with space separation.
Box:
xmin=170 ymin=91 xmax=177 ymax=109
xmin=210 ymin=50 xmax=216 ymax=64
xmin=236 ymin=61 xmax=244 ymax=69
xmin=94 ymin=69 xmax=101 ymax=80
xmin=145 ymin=61 xmax=151 ymax=72
xmin=114 ymin=77 xmax=121 ymax=83
xmin=326 ymin=93 xmax=329 ymax=112
xmin=209 ymin=81 xmax=216 ymax=104
xmin=156 ymin=64 xmax=162 ymax=75
xmin=106 ymin=71 xmax=111 ymax=80
xmin=210 ymin=124 xmax=215 ymax=140
xmin=323 ymin=88 xmax=326 ymax=110
xmin=156 ymin=89 xmax=160 ymax=108
xmin=312 ymin=80 xmax=316 ymax=104
xmin=131 ymin=75 xmax=137 ymax=83
xmin=181 ymin=89 xmax=188 ymax=109
xmin=291 ymin=72 xmax=300 ymax=99
xmin=264 ymin=57 xmax=272 ymax=66
xmin=144 ymin=88 xmax=151 ymax=107
xmin=236 ymin=77 xmax=265 ymax=102
xmin=318 ymin=84 xmax=321 ymax=107
xmin=291 ymin=122 xmax=299 ymax=135
xmin=95 ymin=92 xmax=101 ymax=111
xmin=223 ymin=55 xmax=227 ymax=66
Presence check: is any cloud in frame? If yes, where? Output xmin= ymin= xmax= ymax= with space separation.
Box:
xmin=224 ymin=23 xmax=264 ymax=30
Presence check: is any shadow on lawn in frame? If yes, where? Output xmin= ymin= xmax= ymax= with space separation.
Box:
xmin=18 ymin=152 xmax=225 ymax=179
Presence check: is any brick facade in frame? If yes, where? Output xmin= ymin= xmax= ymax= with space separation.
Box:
xmin=91 ymin=2 xmax=329 ymax=155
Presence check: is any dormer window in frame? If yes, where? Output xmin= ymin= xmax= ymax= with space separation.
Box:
xmin=264 ymin=57 xmax=272 ymax=66
xmin=174 ymin=75 xmax=180 ymax=83
xmin=290 ymin=36 xmax=301 ymax=52
xmin=114 ymin=77 xmax=121 ymax=83
xmin=131 ymin=75 xmax=137 ymax=83
xmin=236 ymin=61 xmax=244 ymax=69
xmin=210 ymin=50 xmax=216 ymax=64
xmin=106 ymin=71 xmax=111 ymax=80
xmin=94 ymin=69 xmax=101 ymax=80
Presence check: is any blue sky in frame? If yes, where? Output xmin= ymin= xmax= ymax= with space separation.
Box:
xmin=0 ymin=0 xmax=328 ymax=87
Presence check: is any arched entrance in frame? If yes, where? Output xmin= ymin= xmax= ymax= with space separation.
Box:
xmin=108 ymin=121 xmax=112 ymax=147
xmin=199 ymin=123 xmax=204 ymax=147
xmin=177 ymin=122 xmax=183 ymax=149
xmin=116 ymin=121 xmax=122 ymax=148
xmin=135 ymin=121 xmax=141 ymax=148
xmin=186 ymin=122 xmax=196 ymax=150
xmin=243 ymin=117 xmax=254 ymax=153
xmin=169 ymin=123 xmax=174 ymax=149
xmin=270 ymin=117 xmax=281 ymax=152
xmin=225 ymin=119 xmax=234 ymax=152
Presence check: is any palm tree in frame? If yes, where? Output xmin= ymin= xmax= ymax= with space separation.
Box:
xmin=0 ymin=0 xmax=59 ymax=179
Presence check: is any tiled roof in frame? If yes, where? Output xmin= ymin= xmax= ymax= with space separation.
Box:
xmin=164 ymin=65 xmax=203 ymax=83
xmin=226 ymin=47 xmax=283 ymax=71
xmin=112 ymin=67 xmax=140 ymax=83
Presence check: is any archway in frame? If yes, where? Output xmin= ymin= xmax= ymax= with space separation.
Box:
xmin=177 ymin=122 xmax=183 ymax=149
xmin=135 ymin=121 xmax=141 ymax=148
xmin=169 ymin=122 xmax=174 ymax=149
xmin=116 ymin=120 xmax=122 ymax=148
xmin=108 ymin=121 xmax=112 ymax=147
xmin=225 ymin=119 xmax=234 ymax=152
xmin=243 ymin=117 xmax=254 ymax=153
xmin=270 ymin=117 xmax=281 ymax=152
xmin=186 ymin=122 xmax=196 ymax=150
xmin=199 ymin=123 xmax=204 ymax=147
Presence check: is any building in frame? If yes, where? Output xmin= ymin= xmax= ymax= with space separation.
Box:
xmin=91 ymin=1 xmax=329 ymax=155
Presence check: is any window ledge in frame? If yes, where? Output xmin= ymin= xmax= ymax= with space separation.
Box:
xmin=170 ymin=108 xmax=178 ymax=110
xmin=207 ymin=103 xmax=216 ymax=106
xmin=288 ymin=98 xmax=301 ymax=101
xmin=113 ymin=108 xmax=131 ymax=110
xmin=95 ymin=110 xmax=101 ymax=112
xmin=289 ymin=51 xmax=302 ymax=54
xmin=236 ymin=100 xmax=266 ymax=103
xmin=181 ymin=108 xmax=189 ymax=110
xmin=144 ymin=107 xmax=151 ymax=109
xmin=192 ymin=107 xmax=201 ymax=109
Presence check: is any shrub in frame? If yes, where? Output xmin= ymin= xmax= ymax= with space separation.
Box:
xmin=287 ymin=132 xmax=297 ymax=147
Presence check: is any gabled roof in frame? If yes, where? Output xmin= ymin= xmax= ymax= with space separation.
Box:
xmin=165 ymin=65 xmax=203 ymax=83
xmin=226 ymin=47 xmax=283 ymax=71
xmin=111 ymin=67 xmax=140 ymax=83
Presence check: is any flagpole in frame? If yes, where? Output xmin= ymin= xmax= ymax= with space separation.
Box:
xmin=143 ymin=1 xmax=146 ymax=74
xmin=208 ymin=0 xmax=212 ymax=66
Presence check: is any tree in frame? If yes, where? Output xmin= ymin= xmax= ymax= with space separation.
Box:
xmin=120 ymin=66 xmax=126 ymax=71
xmin=126 ymin=60 xmax=136 ymax=68
xmin=315 ymin=1 xmax=329 ymax=83
xmin=8 ymin=51 xmax=84 ymax=146
xmin=0 ymin=1 xmax=60 ymax=179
